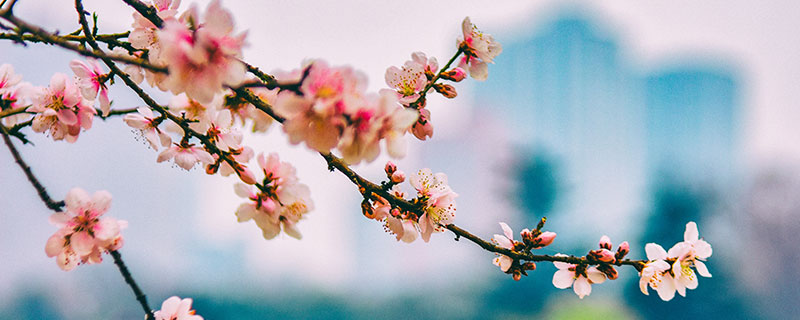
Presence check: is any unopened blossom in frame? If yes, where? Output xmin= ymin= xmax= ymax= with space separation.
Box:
xmin=667 ymin=222 xmax=713 ymax=297
xmin=491 ymin=222 xmax=516 ymax=272
xmin=154 ymin=296 xmax=203 ymax=320
xmin=234 ymin=153 xmax=314 ymax=240
xmin=29 ymin=73 xmax=96 ymax=143
xmin=123 ymin=106 xmax=171 ymax=150
xmin=385 ymin=53 xmax=428 ymax=104
xmin=640 ymin=243 xmax=677 ymax=301
xmin=410 ymin=108 xmax=433 ymax=141
xmin=157 ymin=143 xmax=215 ymax=170
xmin=457 ymin=17 xmax=502 ymax=81
xmin=410 ymin=168 xmax=458 ymax=242
xmin=70 ymin=59 xmax=111 ymax=116
xmin=44 ymin=188 xmax=127 ymax=271
xmin=158 ymin=0 xmax=247 ymax=103
xmin=552 ymin=254 xmax=607 ymax=299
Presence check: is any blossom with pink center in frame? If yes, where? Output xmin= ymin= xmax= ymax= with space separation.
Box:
xmin=410 ymin=168 xmax=458 ymax=242
xmin=169 ymin=93 xmax=221 ymax=124
xmin=491 ymin=222 xmax=516 ymax=272
xmin=640 ymin=243 xmax=678 ymax=301
xmin=70 ymin=59 xmax=111 ymax=116
xmin=1 ymin=81 xmax=33 ymax=127
xmin=158 ymin=0 xmax=247 ymax=104
xmin=456 ymin=17 xmax=502 ymax=81
xmin=29 ymin=73 xmax=96 ymax=143
xmin=44 ymin=188 xmax=127 ymax=271
xmin=385 ymin=54 xmax=428 ymax=105
xmin=338 ymin=90 xmax=418 ymax=164
xmin=154 ymin=296 xmax=203 ymax=320
xmin=667 ymin=222 xmax=713 ymax=297
xmin=552 ymin=254 xmax=607 ymax=299
xmin=234 ymin=153 xmax=314 ymax=240
xmin=157 ymin=143 xmax=215 ymax=170
xmin=123 ymin=106 xmax=172 ymax=150
xmin=411 ymin=52 xmax=439 ymax=76
xmin=201 ymin=109 xmax=242 ymax=151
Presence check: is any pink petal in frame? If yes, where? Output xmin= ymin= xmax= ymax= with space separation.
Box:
xmin=684 ymin=221 xmax=699 ymax=242
xmin=45 ymin=233 xmax=65 ymax=257
xmin=70 ymin=231 xmax=95 ymax=256
xmin=499 ymin=255 xmax=512 ymax=272
xmin=56 ymin=109 xmax=78 ymax=125
xmin=656 ymin=276 xmax=677 ymax=301
xmin=645 ymin=243 xmax=668 ymax=260
xmin=573 ymin=276 xmax=592 ymax=299
xmin=499 ymin=222 xmax=513 ymax=240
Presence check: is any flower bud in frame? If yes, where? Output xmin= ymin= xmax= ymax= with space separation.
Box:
xmin=361 ymin=200 xmax=375 ymax=219
xmin=237 ymin=166 xmax=258 ymax=185
xmin=391 ymin=170 xmax=406 ymax=184
xmin=599 ymin=235 xmax=612 ymax=250
xmin=433 ymin=83 xmax=457 ymax=99
xmin=597 ymin=264 xmax=618 ymax=280
xmin=533 ymin=231 xmax=557 ymax=248
xmin=440 ymin=67 xmax=467 ymax=82
xmin=615 ymin=241 xmax=630 ymax=260
xmin=522 ymin=262 xmax=536 ymax=271
xmin=592 ymin=249 xmax=616 ymax=263
xmin=384 ymin=161 xmax=397 ymax=175
xmin=520 ymin=228 xmax=534 ymax=243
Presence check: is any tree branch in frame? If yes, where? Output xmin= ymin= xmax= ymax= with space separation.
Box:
xmin=1 ymin=127 xmax=64 ymax=211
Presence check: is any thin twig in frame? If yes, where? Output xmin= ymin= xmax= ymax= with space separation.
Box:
xmin=110 ymin=250 xmax=154 ymax=320
xmin=1 ymin=127 xmax=64 ymax=211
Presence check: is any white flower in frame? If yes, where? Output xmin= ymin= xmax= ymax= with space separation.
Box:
xmin=667 ymin=222 xmax=713 ymax=297
xmin=491 ymin=222 xmax=515 ymax=272
xmin=639 ymin=243 xmax=677 ymax=301
xmin=552 ymin=254 xmax=606 ymax=299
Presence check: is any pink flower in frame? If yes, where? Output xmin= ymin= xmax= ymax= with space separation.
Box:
xmin=29 ymin=73 xmax=96 ymax=143
xmin=123 ymin=106 xmax=172 ymax=150
xmin=222 ymin=87 xmax=276 ymax=133
xmin=456 ymin=17 xmax=502 ymax=81
xmin=0 ymin=64 xmax=22 ymax=94
xmin=1 ymin=81 xmax=33 ymax=127
xmin=552 ymin=254 xmax=607 ymax=299
xmin=410 ymin=168 xmax=458 ymax=242
xmin=158 ymin=0 xmax=247 ymax=104
xmin=157 ymin=143 xmax=215 ymax=170
xmin=154 ymin=296 xmax=203 ymax=320
xmin=491 ymin=222 xmax=515 ymax=272
xmin=385 ymin=53 xmax=428 ymax=104
xmin=234 ymin=153 xmax=314 ymax=240
xmin=337 ymin=90 xmax=418 ymax=164
xmin=640 ymin=243 xmax=677 ymax=301
xmin=44 ymin=188 xmax=127 ymax=271
xmin=70 ymin=59 xmax=111 ymax=116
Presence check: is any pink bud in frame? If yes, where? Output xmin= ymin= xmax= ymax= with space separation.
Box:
xmin=384 ymin=161 xmax=397 ymax=175
xmin=237 ymin=167 xmax=258 ymax=185
xmin=433 ymin=83 xmax=457 ymax=98
xmin=534 ymin=231 xmax=556 ymax=247
xmin=441 ymin=67 xmax=467 ymax=82
xmin=411 ymin=109 xmax=434 ymax=141
xmin=262 ymin=198 xmax=277 ymax=213
xmin=520 ymin=228 xmax=533 ymax=240
xmin=599 ymin=235 xmax=612 ymax=250
xmin=391 ymin=170 xmax=406 ymax=183
xmin=615 ymin=241 xmax=630 ymax=259
xmin=597 ymin=249 xmax=616 ymax=263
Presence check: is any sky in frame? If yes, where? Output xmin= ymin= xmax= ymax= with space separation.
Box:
xmin=2 ymin=0 xmax=800 ymax=318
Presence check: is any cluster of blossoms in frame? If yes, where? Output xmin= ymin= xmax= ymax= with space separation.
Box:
xmin=129 ymin=0 xmax=247 ymax=104
xmin=551 ymin=235 xmax=629 ymax=299
xmin=234 ymin=153 xmax=314 ymax=240
xmin=271 ymin=61 xmax=418 ymax=164
xmin=44 ymin=188 xmax=127 ymax=271
xmin=639 ymin=222 xmax=713 ymax=301
xmin=491 ymin=221 xmax=557 ymax=280
xmin=361 ymin=163 xmax=458 ymax=243
xmin=0 ymin=62 xmax=111 ymax=143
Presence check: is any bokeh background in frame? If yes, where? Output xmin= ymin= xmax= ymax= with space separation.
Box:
xmin=2 ymin=0 xmax=799 ymax=319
